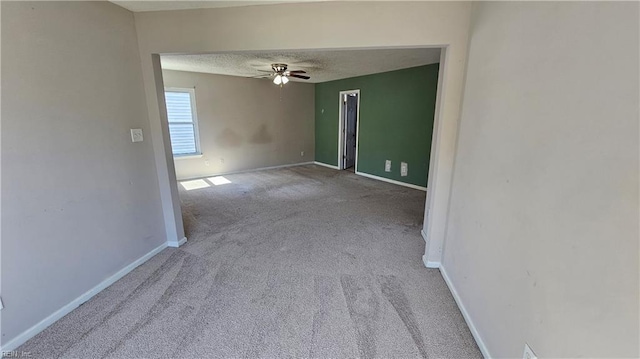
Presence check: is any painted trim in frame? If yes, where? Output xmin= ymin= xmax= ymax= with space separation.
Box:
xmin=355 ymin=171 xmax=427 ymax=191
xmin=422 ymin=254 xmax=440 ymax=269
xmin=0 ymin=242 xmax=168 ymax=353
xmin=421 ymin=230 xmax=441 ymax=268
xmin=337 ymin=89 xmax=361 ymax=170
xmin=439 ymin=265 xmax=492 ymax=359
xmin=421 ymin=229 xmax=429 ymax=243
xmin=174 ymin=153 xmax=203 ymax=160
xmin=313 ymin=161 xmax=340 ymax=170
xmin=164 ymin=87 xmax=202 ymax=157
xmin=354 ymin=92 xmax=361 ymax=172
xmin=167 ymin=236 xmax=187 ymax=248
xmin=177 ymin=162 xmax=314 ymax=181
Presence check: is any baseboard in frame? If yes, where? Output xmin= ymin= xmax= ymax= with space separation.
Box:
xmin=167 ymin=236 xmax=187 ymax=248
xmin=0 ymin=242 xmax=168 ymax=352
xmin=355 ymin=171 xmax=427 ymax=191
xmin=421 ymin=230 xmax=440 ymax=268
xmin=178 ymin=162 xmax=314 ymax=181
xmin=439 ymin=265 xmax=492 ymax=359
xmin=422 ymin=254 xmax=440 ymax=269
xmin=421 ymin=229 xmax=429 ymax=243
xmin=313 ymin=161 xmax=340 ymax=170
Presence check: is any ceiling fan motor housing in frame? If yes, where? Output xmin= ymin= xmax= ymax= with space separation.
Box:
xmin=272 ymin=63 xmax=288 ymax=74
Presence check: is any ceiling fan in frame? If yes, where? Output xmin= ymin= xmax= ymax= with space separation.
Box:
xmin=253 ymin=63 xmax=310 ymax=85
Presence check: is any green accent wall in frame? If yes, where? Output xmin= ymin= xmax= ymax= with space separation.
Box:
xmin=314 ymin=64 xmax=439 ymax=187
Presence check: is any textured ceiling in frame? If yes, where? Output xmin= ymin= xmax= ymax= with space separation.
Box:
xmin=110 ymin=0 xmax=330 ymax=12
xmin=160 ymin=48 xmax=441 ymax=83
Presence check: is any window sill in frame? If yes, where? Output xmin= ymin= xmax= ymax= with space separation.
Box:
xmin=174 ymin=153 xmax=203 ymax=160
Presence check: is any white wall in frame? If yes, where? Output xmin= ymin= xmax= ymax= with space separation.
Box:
xmin=133 ymin=1 xmax=473 ymax=259
xmin=443 ymin=2 xmax=639 ymax=357
xmin=1 ymin=1 xmax=166 ymax=348
xmin=162 ymin=70 xmax=315 ymax=180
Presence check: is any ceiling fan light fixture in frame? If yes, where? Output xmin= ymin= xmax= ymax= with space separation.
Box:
xmin=264 ymin=64 xmax=309 ymax=85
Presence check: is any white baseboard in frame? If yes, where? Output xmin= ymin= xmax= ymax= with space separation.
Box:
xmin=355 ymin=171 xmax=427 ymax=191
xmin=421 ymin=229 xmax=429 ymax=243
xmin=167 ymin=236 xmax=187 ymax=248
xmin=439 ymin=265 xmax=492 ymax=359
xmin=422 ymin=254 xmax=441 ymax=269
xmin=0 ymin=242 xmax=168 ymax=352
xmin=313 ymin=161 xmax=340 ymax=170
xmin=420 ymin=230 xmax=440 ymax=268
xmin=178 ymin=162 xmax=314 ymax=181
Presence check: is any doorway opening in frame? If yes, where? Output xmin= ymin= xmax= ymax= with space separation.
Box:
xmin=338 ymin=89 xmax=360 ymax=171
xmin=150 ymin=46 xmax=452 ymax=266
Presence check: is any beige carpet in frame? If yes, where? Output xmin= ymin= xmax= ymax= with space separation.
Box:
xmin=17 ymin=164 xmax=481 ymax=358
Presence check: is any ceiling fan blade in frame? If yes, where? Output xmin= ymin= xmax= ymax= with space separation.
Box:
xmin=248 ymin=73 xmax=273 ymax=78
xmin=289 ymin=74 xmax=310 ymax=80
xmin=287 ymin=70 xmax=307 ymax=74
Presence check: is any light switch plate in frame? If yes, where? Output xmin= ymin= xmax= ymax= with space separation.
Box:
xmin=385 ymin=160 xmax=392 ymax=172
xmin=130 ymin=129 xmax=143 ymax=143
xmin=401 ymin=162 xmax=408 ymax=176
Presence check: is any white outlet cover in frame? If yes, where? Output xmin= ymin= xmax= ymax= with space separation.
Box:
xmin=401 ymin=162 xmax=408 ymax=176
xmin=385 ymin=160 xmax=392 ymax=172
xmin=523 ymin=344 xmax=537 ymax=359
xmin=130 ymin=129 xmax=143 ymax=143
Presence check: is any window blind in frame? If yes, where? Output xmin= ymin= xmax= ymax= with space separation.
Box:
xmin=165 ymin=90 xmax=198 ymax=155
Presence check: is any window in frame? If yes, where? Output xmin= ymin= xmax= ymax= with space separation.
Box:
xmin=164 ymin=88 xmax=200 ymax=156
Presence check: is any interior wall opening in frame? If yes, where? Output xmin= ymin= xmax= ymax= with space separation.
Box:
xmin=151 ymin=47 xmax=445 ymax=255
xmin=338 ymin=90 xmax=360 ymax=172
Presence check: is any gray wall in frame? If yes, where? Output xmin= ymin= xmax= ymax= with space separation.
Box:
xmin=162 ymin=70 xmax=315 ymax=180
xmin=1 ymin=1 xmax=166 ymax=346
xmin=443 ymin=2 xmax=639 ymax=357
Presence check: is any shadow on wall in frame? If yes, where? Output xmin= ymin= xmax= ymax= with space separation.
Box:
xmin=216 ymin=128 xmax=243 ymax=148
xmin=250 ymin=123 xmax=273 ymax=144
xmin=215 ymin=124 xmax=273 ymax=147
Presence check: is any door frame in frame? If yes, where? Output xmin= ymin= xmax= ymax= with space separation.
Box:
xmin=337 ymin=89 xmax=361 ymax=170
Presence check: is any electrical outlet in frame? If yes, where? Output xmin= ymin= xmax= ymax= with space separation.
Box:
xmin=401 ymin=162 xmax=408 ymax=176
xmin=301 ymin=151 xmax=305 ymax=157
xmin=523 ymin=344 xmax=537 ymax=359
xmin=130 ymin=129 xmax=143 ymax=143
xmin=385 ymin=160 xmax=391 ymax=172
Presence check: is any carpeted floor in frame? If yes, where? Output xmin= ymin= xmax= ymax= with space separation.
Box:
xmin=17 ymin=165 xmax=481 ymax=358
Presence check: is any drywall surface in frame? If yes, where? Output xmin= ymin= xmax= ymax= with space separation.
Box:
xmin=1 ymin=1 xmax=166 ymax=347
xmin=133 ymin=1 xmax=473 ymax=269
xmin=443 ymin=2 xmax=639 ymax=357
xmin=315 ymin=65 xmax=438 ymax=187
xmin=162 ymin=70 xmax=315 ymax=180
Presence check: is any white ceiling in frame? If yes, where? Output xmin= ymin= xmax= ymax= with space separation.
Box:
xmin=161 ymin=48 xmax=441 ymax=83
xmin=110 ymin=0 xmax=331 ymax=12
